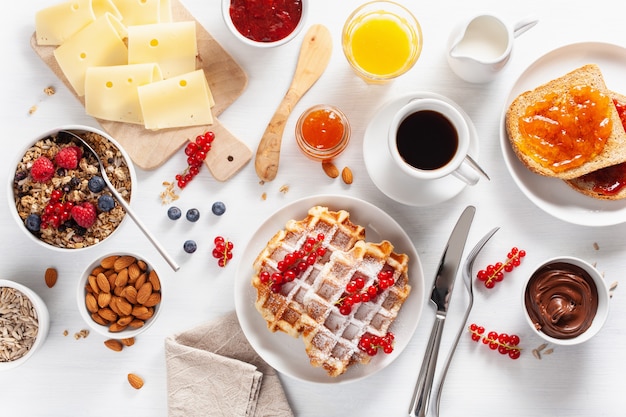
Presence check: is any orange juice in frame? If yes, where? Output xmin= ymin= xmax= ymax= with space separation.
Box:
xmin=343 ymin=2 xmax=422 ymax=83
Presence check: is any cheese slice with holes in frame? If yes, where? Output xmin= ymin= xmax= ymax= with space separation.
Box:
xmin=85 ymin=63 xmax=163 ymax=124
xmin=137 ymin=69 xmax=214 ymax=129
xmin=53 ymin=13 xmax=128 ymax=96
xmin=128 ymin=21 xmax=197 ymax=79
xmin=112 ymin=0 xmax=172 ymax=25
xmin=35 ymin=0 xmax=121 ymax=45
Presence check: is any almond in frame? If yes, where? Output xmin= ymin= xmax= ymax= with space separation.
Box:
xmin=104 ymin=339 xmax=123 ymax=352
xmin=85 ymin=293 xmax=99 ymax=313
xmin=137 ymin=260 xmax=148 ymax=271
xmin=96 ymin=273 xmax=111 ymax=293
xmin=128 ymin=373 xmax=144 ymax=389
xmin=100 ymin=255 xmax=119 ymax=270
xmin=122 ymin=286 xmax=138 ymax=304
xmin=117 ymin=316 xmax=133 ymax=326
xmin=131 ymin=305 xmax=150 ymax=320
xmin=97 ymin=292 xmax=112 ymax=308
xmin=91 ymin=312 xmax=108 ymax=326
xmin=114 ymin=268 xmax=129 ymax=288
xmin=136 ymin=282 xmax=153 ymax=305
xmin=117 ymin=297 xmax=133 ymax=316
xmin=97 ymin=307 xmax=117 ymax=323
xmin=148 ymin=270 xmax=161 ymax=291
xmin=114 ymin=256 xmax=136 ymax=272
xmin=128 ymin=262 xmax=141 ymax=280
xmin=44 ymin=267 xmax=58 ymax=288
xmin=121 ymin=337 xmax=135 ymax=347
xmin=129 ymin=319 xmax=145 ymax=329
xmin=322 ymin=161 xmax=339 ymax=178
xmin=109 ymin=322 xmax=128 ymax=333
xmin=341 ymin=166 xmax=353 ymax=184
xmin=143 ymin=292 xmax=161 ymax=307
xmin=88 ymin=275 xmax=100 ymax=294
xmin=134 ymin=272 xmax=147 ymax=290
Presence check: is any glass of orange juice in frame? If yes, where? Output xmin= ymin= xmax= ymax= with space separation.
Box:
xmin=342 ymin=1 xmax=422 ymax=84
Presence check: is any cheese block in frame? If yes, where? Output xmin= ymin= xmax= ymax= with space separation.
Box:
xmin=128 ymin=21 xmax=197 ymax=79
xmin=137 ymin=69 xmax=214 ymax=129
xmin=54 ymin=13 xmax=128 ymax=96
xmin=85 ymin=63 xmax=163 ymax=124
xmin=112 ymin=0 xmax=172 ymax=25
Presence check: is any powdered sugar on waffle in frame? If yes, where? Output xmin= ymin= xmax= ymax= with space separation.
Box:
xmin=252 ymin=206 xmax=411 ymax=377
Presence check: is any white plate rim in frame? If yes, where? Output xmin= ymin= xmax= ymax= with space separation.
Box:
xmin=499 ymin=41 xmax=626 ymax=227
xmin=234 ymin=194 xmax=425 ymax=384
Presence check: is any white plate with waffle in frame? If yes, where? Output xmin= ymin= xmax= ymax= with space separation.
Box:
xmin=234 ymin=195 xmax=425 ymax=383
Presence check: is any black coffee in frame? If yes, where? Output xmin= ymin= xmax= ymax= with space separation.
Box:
xmin=396 ymin=110 xmax=458 ymax=170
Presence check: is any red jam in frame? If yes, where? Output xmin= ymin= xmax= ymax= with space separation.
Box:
xmin=229 ymin=0 xmax=303 ymax=43
xmin=518 ymin=85 xmax=612 ymax=173
xmin=575 ymin=98 xmax=626 ymax=196
xmin=295 ymin=105 xmax=350 ymax=161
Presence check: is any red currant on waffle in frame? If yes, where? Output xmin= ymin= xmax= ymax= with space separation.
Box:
xmin=265 ymin=233 xmax=325 ymax=293
xmin=358 ymin=331 xmax=395 ymax=356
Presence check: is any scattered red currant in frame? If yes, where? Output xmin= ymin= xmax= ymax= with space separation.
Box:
xmin=476 ymin=247 xmax=526 ymax=288
xmin=358 ymin=331 xmax=395 ymax=356
xmin=212 ymin=236 xmax=234 ymax=267
xmin=469 ymin=323 xmax=521 ymax=359
xmin=260 ymin=233 xmax=326 ymax=293
xmin=336 ymin=269 xmax=395 ymax=316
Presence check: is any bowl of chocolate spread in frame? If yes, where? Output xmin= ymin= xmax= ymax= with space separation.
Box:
xmin=523 ymin=256 xmax=609 ymax=345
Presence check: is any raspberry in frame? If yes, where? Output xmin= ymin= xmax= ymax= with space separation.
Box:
xmin=30 ymin=156 xmax=55 ymax=183
xmin=71 ymin=202 xmax=97 ymax=228
xmin=55 ymin=146 xmax=82 ymax=169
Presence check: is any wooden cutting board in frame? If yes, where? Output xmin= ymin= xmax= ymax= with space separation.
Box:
xmin=30 ymin=0 xmax=251 ymax=181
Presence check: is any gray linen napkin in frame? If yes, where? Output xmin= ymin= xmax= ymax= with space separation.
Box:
xmin=165 ymin=311 xmax=294 ymax=417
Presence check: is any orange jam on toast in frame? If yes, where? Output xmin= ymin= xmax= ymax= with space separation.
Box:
xmin=518 ymin=85 xmax=612 ymax=173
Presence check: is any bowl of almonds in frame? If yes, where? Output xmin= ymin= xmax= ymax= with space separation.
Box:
xmin=0 ymin=279 xmax=50 ymax=370
xmin=77 ymin=253 xmax=163 ymax=338
xmin=9 ymin=125 xmax=135 ymax=250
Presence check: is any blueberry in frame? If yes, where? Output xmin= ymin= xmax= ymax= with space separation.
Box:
xmin=211 ymin=201 xmax=226 ymax=216
xmin=25 ymin=214 xmax=41 ymax=232
xmin=186 ymin=208 xmax=200 ymax=222
xmin=97 ymin=195 xmax=115 ymax=212
xmin=183 ymin=240 xmax=197 ymax=253
xmin=167 ymin=206 xmax=182 ymax=220
xmin=88 ymin=175 xmax=106 ymax=193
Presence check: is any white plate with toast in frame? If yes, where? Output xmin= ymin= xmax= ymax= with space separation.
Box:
xmin=500 ymin=42 xmax=626 ymax=226
xmin=234 ymin=194 xmax=425 ymax=383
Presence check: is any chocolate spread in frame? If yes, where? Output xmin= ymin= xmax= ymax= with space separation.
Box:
xmin=524 ymin=262 xmax=598 ymax=339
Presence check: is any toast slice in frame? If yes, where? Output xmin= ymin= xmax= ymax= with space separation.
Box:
xmin=565 ymin=91 xmax=626 ymax=200
xmin=505 ymin=64 xmax=626 ymax=180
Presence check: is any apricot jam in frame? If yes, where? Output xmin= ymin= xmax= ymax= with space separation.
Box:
xmin=518 ymin=85 xmax=612 ymax=173
xmin=295 ymin=105 xmax=350 ymax=162
xmin=576 ymin=98 xmax=626 ymax=196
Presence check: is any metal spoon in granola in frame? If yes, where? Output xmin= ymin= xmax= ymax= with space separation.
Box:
xmin=60 ymin=130 xmax=180 ymax=271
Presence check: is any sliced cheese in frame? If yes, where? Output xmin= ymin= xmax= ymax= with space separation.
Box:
xmin=35 ymin=0 xmax=121 ymax=45
xmin=85 ymin=63 xmax=163 ymax=124
xmin=112 ymin=0 xmax=172 ymax=26
xmin=137 ymin=69 xmax=214 ymax=130
xmin=53 ymin=13 xmax=128 ymax=96
xmin=128 ymin=21 xmax=197 ymax=79
xmin=36 ymin=0 xmax=94 ymax=45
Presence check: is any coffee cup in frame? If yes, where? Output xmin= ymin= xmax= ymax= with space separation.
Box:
xmin=387 ymin=98 xmax=482 ymax=185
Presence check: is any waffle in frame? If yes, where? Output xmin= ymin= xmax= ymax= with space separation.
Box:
xmin=252 ymin=206 xmax=411 ymax=377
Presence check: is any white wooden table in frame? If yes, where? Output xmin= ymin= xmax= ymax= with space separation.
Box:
xmin=2 ymin=1 xmax=626 ymax=416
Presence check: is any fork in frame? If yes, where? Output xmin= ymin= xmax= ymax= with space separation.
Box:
xmin=433 ymin=227 xmax=499 ymax=417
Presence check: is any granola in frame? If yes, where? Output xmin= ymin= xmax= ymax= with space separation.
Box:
xmin=12 ymin=129 xmax=132 ymax=249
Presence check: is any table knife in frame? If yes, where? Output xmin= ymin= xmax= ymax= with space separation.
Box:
xmin=408 ymin=205 xmax=476 ymax=417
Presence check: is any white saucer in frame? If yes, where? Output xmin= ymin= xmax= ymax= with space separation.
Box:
xmin=363 ymin=92 xmax=480 ymax=206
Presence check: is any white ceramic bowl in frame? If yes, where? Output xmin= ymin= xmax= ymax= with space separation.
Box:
xmin=221 ymin=0 xmax=307 ymax=48
xmin=77 ymin=253 xmax=163 ymax=338
xmin=522 ymin=256 xmax=609 ymax=346
xmin=9 ymin=125 xmax=136 ymax=251
xmin=0 ymin=280 xmax=50 ymax=370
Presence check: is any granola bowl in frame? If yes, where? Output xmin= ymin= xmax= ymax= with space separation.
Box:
xmin=77 ymin=253 xmax=163 ymax=339
xmin=0 ymin=279 xmax=50 ymax=371
xmin=9 ymin=125 xmax=135 ymax=251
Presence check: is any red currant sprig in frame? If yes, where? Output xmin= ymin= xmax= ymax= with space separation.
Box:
xmin=259 ymin=233 xmax=326 ymax=293
xmin=336 ymin=270 xmax=395 ymax=316
xmin=469 ymin=323 xmax=521 ymax=360
xmin=41 ymin=189 xmax=74 ymax=229
xmin=176 ymin=131 xmax=215 ymax=189
xmin=358 ymin=331 xmax=395 ymax=356
xmin=212 ymin=236 xmax=233 ymax=267
xmin=476 ymin=247 xmax=526 ymax=288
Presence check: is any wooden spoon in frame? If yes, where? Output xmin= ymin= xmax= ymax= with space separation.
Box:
xmin=254 ymin=24 xmax=333 ymax=182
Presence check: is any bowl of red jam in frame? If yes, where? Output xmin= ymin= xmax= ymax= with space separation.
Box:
xmin=222 ymin=0 xmax=307 ymax=47
xmin=295 ymin=104 xmax=351 ymax=162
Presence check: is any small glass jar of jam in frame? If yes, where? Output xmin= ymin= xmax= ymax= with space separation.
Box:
xmin=295 ymin=104 xmax=351 ymax=162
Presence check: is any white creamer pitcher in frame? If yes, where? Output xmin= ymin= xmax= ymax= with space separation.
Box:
xmin=447 ymin=14 xmax=538 ymax=83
